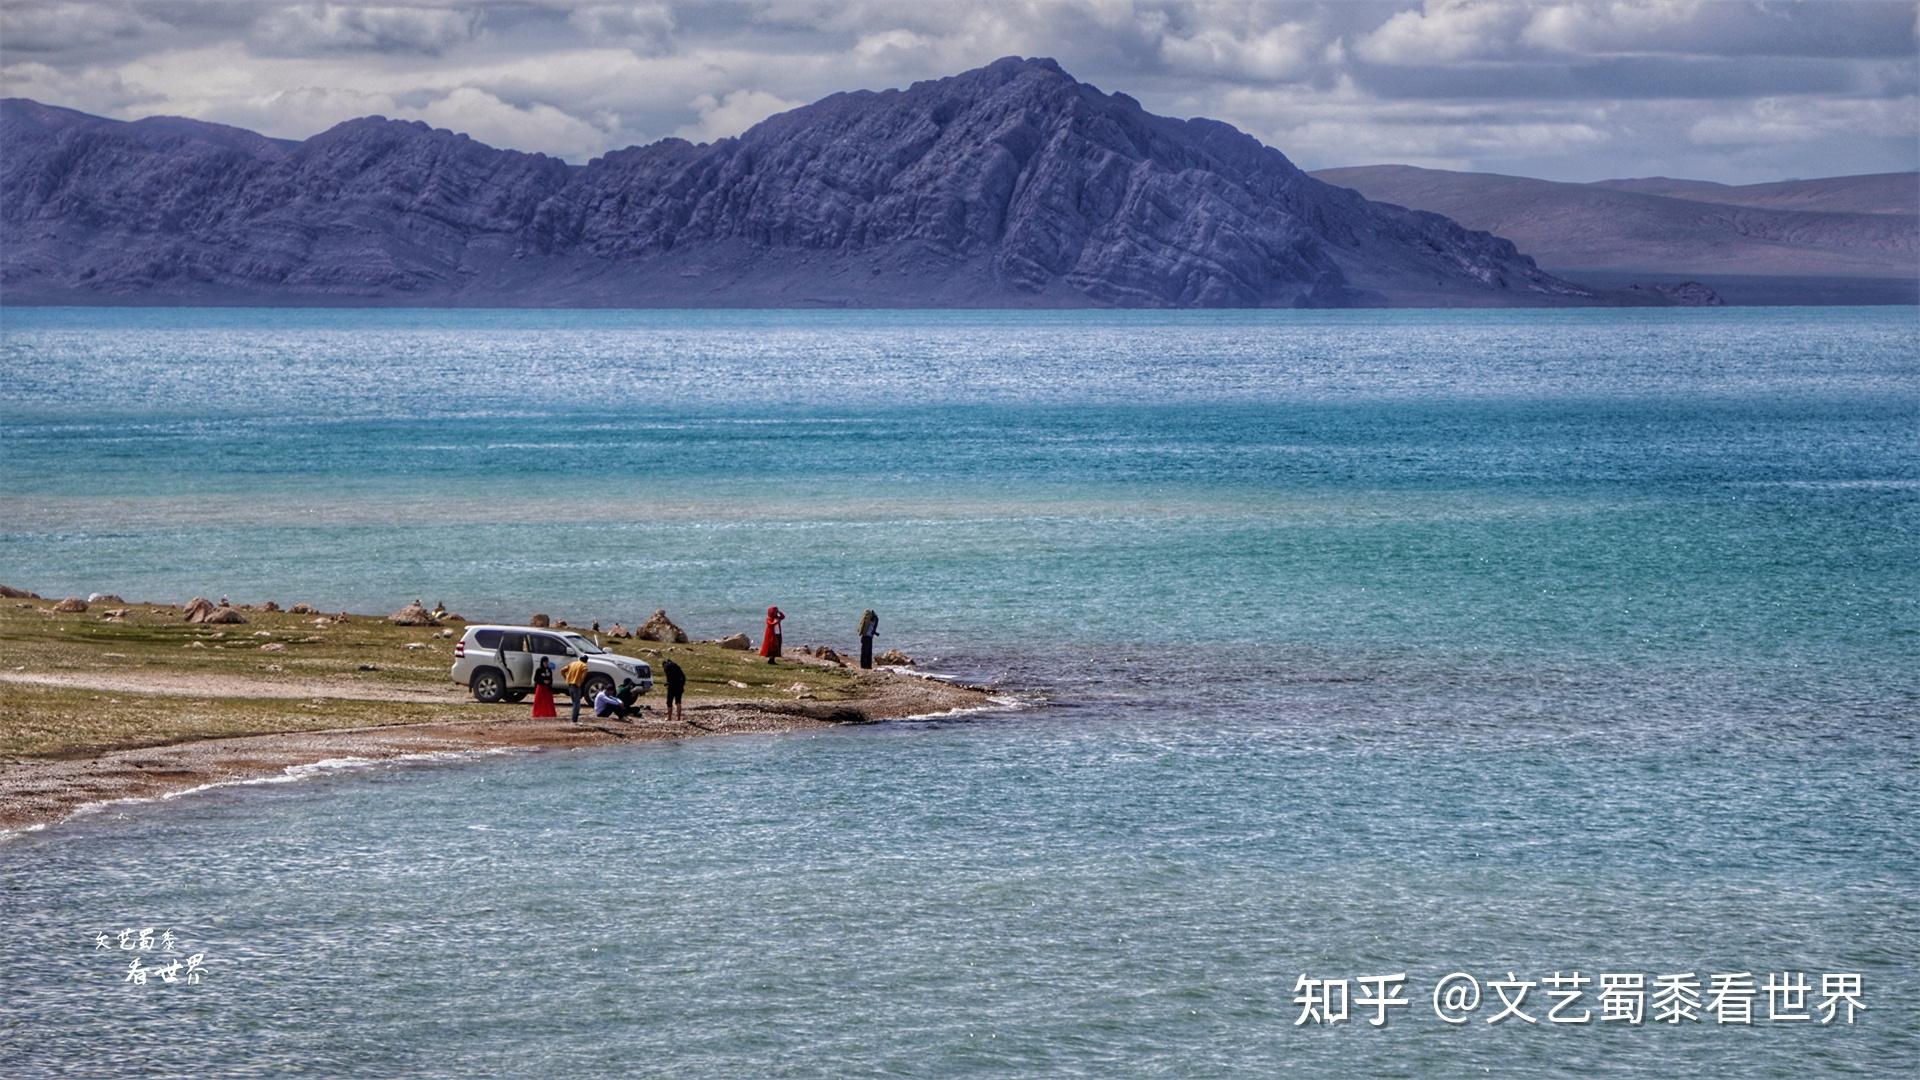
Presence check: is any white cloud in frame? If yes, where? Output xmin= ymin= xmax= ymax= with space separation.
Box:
xmin=1353 ymin=1 xmax=1531 ymax=66
xmin=409 ymin=86 xmax=611 ymax=158
xmin=566 ymin=3 xmax=675 ymax=52
xmin=674 ymin=88 xmax=803 ymax=142
xmin=1688 ymin=95 xmax=1920 ymax=146
xmin=250 ymin=3 xmax=480 ymax=56
xmin=1159 ymin=22 xmax=1319 ymax=82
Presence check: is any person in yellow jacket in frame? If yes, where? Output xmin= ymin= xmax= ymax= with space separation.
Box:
xmin=561 ymin=656 xmax=591 ymax=724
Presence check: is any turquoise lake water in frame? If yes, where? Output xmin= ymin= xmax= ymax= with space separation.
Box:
xmin=2 ymin=307 xmax=1916 ymax=1075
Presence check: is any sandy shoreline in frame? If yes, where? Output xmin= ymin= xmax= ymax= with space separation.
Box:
xmin=0 ymin=593 xmax=1007 ymax=835
xmin=0 ymin=665 xmax=1000 ymax=835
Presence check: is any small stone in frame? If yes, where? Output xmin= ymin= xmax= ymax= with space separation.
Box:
xmin=402 ymin=642 xmax=426 ymax=650
xmin=357 ymin=663 xmax=380 ymax=672
xmin=260 ymin=643 xmax=285 ymax=652
xmin=726 ymin=679 xmax=749 ymax=689
xmin=877 ymin=649 xmax=914 ymax=666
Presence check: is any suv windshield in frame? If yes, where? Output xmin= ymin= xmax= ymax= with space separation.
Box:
xmin=562 ymin=633 xmax=605 ymax=655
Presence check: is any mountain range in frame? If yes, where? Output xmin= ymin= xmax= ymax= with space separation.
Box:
xmin=4 ymin=57 xmax=1905 ymax=309
xmin=2 ymin=58 xmax=1607 ymax=309
xmin=1311 ymin=165 xmax=1918 ymax=305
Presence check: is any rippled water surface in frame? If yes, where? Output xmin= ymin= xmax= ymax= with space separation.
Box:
xmin=2 ymin=307 xmax=1917 ymax=1076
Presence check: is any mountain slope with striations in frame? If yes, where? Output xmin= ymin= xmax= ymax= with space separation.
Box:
xmin=2 ymin=58 xmax=1600 ymax=308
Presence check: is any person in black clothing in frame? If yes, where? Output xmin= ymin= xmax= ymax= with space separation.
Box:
xmin=662 ymin=658 xmax=687 ymax=724
xmin=616 ymin=677 xmax=643 ymax=710
xmin=858 ymin=609 xmax=879 ymax=669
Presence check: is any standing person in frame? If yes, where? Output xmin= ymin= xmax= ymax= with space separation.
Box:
xmin=662 ymin=658 xmax=687 ymax=724
xmin=531 ymin=656 xmax=557 ymax=719
xmin=858 ymin=609 xmax=879 ymax=670
xmin=759 ymin=605 xmax=785 ymax=665
xmin=562 ymin=654 xmax=591 ymax=724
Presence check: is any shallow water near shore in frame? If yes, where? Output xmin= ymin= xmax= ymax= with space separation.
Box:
xmin=2 ymin=307 xmax=1917 ymax=1076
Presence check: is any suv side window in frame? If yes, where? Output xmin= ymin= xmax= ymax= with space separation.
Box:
xmin=530 ymin=635 xmax=571 ymax=656
xmin=473 ymin=629 xmax=503 ymax=650
xmin=497 ymin=632 xmax=529 ymax=653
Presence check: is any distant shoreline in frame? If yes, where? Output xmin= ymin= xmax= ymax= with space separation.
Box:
xmin=0 ymin=596 xmax=1001 ymax=835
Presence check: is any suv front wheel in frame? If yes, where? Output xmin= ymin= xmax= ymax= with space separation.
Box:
xmin=582 ymin=673 xmax=614 ymax=700
xmin=470 ymin=667 xmax=507 ymax=704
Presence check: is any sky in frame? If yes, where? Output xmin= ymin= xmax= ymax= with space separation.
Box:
xmin=2 ymin=1 xmax=1916 ymax=183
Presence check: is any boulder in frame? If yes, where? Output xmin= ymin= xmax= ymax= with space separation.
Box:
xmin=289 ymin=603 xmax=318 ymax=615
xmin=87 ymin=593 xmax=124 ymax=605
xmin=608 ymin=623 xmax=629 ymax=638
xmin=390 ymin=600 xmax=438 ymax=626
xmin=52 ymin=597 xmax=88 ymax=613
xmin=715 ymin=633 xmax=751 ymax=651
xmin=877 ymin=649 xmax=914 ymax=666
xmin=0 ymin=585 xmax=41 ymax=599
xmin=262 ymin=600 xmax=281 ymax=612
xmin=530 ymin=613 xmax=551 ymax=628
xmin=183 ymin=597 xmax=217 ymax=622
xmin=636 ymin=609 xmax=688 ymax=643
xmin=202 ymin=608 xmax=248 ymax=625
xmin=815 ymin=646 xmax=847 ymax=666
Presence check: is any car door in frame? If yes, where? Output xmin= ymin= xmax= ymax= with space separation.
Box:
xmin=530 ymin=634 xmax=573 ymax=683
xmin=496 ymin=631 xmax=535 ymax=688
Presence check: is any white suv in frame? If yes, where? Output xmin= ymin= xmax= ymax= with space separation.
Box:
xmin=451 ymin=625 xmax=654 ymax=703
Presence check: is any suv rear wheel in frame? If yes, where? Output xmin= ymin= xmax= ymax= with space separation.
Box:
xmin=470 ymin=667 xmax=507 ymax=704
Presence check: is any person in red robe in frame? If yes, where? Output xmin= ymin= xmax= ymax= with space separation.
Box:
xmin=759 ymin=605 xmax=785 ymax=664
xmin=530 ymin=656 xmax=558 ymax=719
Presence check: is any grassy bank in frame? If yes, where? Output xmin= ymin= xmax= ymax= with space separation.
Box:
xmin=0 ymin=599 xmax=864 ymax=757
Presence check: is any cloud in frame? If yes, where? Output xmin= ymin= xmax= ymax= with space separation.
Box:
xmin=1354 ymin=1 xmax=1532 ymax=65
xmin=674 ymin=88 xmax=803 ymax=142
xmin=250 ymin=3 xmax=481 ymax=57
xmin=1158 ymin=20 xmax=1321 ymax=82
xmin=0 ymin=1 xmax=163 ymax=53
xmin=1688 ymin=95 xmax=1920 ymax=147
xmin=2 ymin=1 xmax=1915 ymax=181
xmin=566 ymin=3 xmax=675 ymax=51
